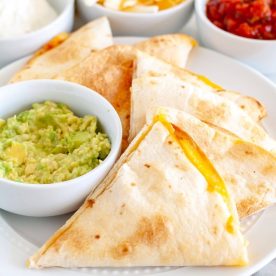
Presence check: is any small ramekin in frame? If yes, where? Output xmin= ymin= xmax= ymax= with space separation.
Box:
xmin=0 ymin=0 xmax=75 ymax=67
xmin=195 ymin=0 xmax=276 ymax=75
xmin=0 ymin=80 xmax=122 ymax=217
xmin=77 ymin=0 xmax=194 ymax=36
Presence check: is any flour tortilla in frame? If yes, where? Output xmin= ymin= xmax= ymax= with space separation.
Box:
xmin=54 ymin=45 xmax=136 ymax=151
xmin=135 ymin=34 xmax=196 ymax=68
xmin=217 ymin=90 xmax=266 ymax=122
xmin=149 ymin=107 xmax=276 ymax=218
xmin=28 ymin=120 xmax=247 ymax=268
xmin=54 ymin=38 xmax=195 ymax=151
xmin=9 ymin=17 xmax=113 ymax=82
xmin=130 ymin=75 xmax=276 ymax=154
xmin=133 ymin=51 xmax=266 ymax=122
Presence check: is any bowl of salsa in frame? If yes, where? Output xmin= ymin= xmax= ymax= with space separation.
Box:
xmin=195 ymin=0 xmax=276 ymax=74
xmin=206 ymin=0 xmax=276 ymax=40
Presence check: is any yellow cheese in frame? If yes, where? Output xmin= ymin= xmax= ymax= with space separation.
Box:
xmin=226 ymin=216 xmax=235 ymax=234
xmin=31 ymin=32 xmax=69 ymax=60
xmin=196 ymin=74 xmax=223 ymax=90
xmin=128 ymin=113 xmax=235 ymax=234
xmin=155 ymin=114 xmax=235 ymax=234
xmin=185 ymin=69 xmax=223 ymax=90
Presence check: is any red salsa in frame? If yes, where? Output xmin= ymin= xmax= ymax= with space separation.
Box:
xmin=206 ymin=0 xmax=276 ymax=40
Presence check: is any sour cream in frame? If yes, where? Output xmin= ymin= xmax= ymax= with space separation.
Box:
xmin=0 ymin=0 xmax=58 ymax=39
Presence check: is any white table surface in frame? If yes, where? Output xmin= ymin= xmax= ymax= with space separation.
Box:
xmin=0 ymin=14 xmax=275 ymax=276
xmin=182 ymin=15 xmax=276 ymax=276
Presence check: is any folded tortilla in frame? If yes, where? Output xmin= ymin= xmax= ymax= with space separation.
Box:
xmin=130 ymin=74 xmax=276 ymax=154
xmin=135 ymin=34 xmax=196 ymax=69
xmin=54 ymin=38 xmax=195 ymax=150
xmin=9 ymin=17 xmax=113 ymax=82
xmin=149 ymin=107 xmax=276 ymax=218
xmin=28 ymin=115 xmax=247 ymax=268
xmin=133 ymin=51 xmax=266 ymax=122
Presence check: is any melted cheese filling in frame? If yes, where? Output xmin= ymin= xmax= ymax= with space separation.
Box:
xmin=110 ymin=113 xmax=235 ymax=234
xmin=32 ymin=32 xmax=69 ymax=59
xmin=155 ymin=114 xmax=235 ymax=234
xmin=196 ymin=74 xmax=222 ymax=90
xmin=185 ymin=69 xmax=223 ymax=90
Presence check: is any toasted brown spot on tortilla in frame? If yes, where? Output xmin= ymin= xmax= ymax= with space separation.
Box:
xmin=197 ymin=101 xmax=230 ymax=122
xmin=262 ymin=164 xmax=276 ymax=174
xmin=150 ymin=79 xmax=158 ymax=85
xmin=87 ymin=199 xmax=95 ymax=208
xmin=148 ymin=71 xmax=160 ymax=77
xmin=110 ymin=215 xmax=168 ymax=260
xmin=212 ymin=226 xmax=218 ymax=235
xmin=94 ymin=235 xmax=100 ymax=239
xmin=131 ymin=215 xmax=168 ymax=246
xmin=144 ymin=164 xmax=151 ymax=168
xmin=111 ymin=242 xmax=133 ymax=259
xmin=119 ymin=203 xmax=126 ymax=215
xmin=60 ymin=228 xmax=90 ymax=252
xmin=237 ymin=197 xmax=267 ymax=217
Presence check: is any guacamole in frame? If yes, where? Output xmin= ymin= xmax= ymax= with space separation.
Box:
xmin=0 ymin=101 xmax=111 ymax=184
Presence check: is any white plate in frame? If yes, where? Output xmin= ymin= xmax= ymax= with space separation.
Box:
xmin=0 ymin=37 xmax=276 ymax=276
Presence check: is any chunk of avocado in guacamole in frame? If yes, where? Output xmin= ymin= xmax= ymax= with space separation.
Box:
xmin=0 ymin=101 xmax=111 ymax=184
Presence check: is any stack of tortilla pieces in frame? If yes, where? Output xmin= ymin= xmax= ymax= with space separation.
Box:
xmin=10 ymin=17 xmax=276 ymax=269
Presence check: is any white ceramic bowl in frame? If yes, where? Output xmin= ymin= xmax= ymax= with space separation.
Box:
xmin=195 ymin=0 xmax=276 ymax=75
xmin=77 ymin=0 xmax=194 ymax=36
xmin=0 ymin=0 xmax=75 ymax=68
xmin=0 ymin=80 xmax=122 ymax=217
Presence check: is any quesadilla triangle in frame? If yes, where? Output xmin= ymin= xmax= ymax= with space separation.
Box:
xmin=54 ymin=40 xmax=195 ymax=151
xmin=9 ymin=17 xmax=113 ymax=82
xmin=28 ymin=117 xmax=248 ymax=268
xmin=133 ymin=51 xmax=266 ymax=122
xmin=149 ymin=107 xmax=276 ymax=218
xmin=130 ymin=75 xmax=276 ymax=154
xmin=135 ymin=34 xmax=196 ymax=69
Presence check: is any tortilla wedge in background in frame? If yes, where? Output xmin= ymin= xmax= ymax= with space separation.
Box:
xmin=216 ymin=90 xmax=266 ymax=122
xmin=9 ymin=31 xmax=196 ymax=150
xmin=54 ymin=38 xmax=195 ymax=151
xmin=28 ymin=115 xmax=248 ymax=268
xmin=9 ymin=17 xmax=113 ymax=82
xmin=148 ymin=107 xmax=276 ymax=218
xmin=54 ymin=45 xmax=136 ymax=151
xmin=135 ymin=34 xmax=196 ymax=69
xmin=133 ymin=51 xmax=266 ymax=122
xmin=130 ymin=74 xmax=276 ymax=154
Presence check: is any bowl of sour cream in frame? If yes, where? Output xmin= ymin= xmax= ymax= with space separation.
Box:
xmin=0 ymin=0 xmax=74 ymax=67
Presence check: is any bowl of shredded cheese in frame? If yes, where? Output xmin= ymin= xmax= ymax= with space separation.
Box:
xmin=0 ymin=0 xmax=74 ymax=67
xmin=77 ymin=0 xmax=194 ymax=36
